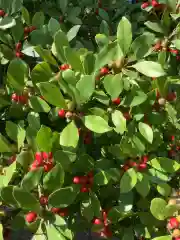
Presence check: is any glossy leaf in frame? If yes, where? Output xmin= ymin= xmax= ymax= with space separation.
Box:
xmin=84 ymin=115 xmax=112 ymax=133
xmin=120 ymin=168 xmax=137 ymax=193
xmin=112 ymin=110 xmax=126 ymax=134
xmin=138 ymin=122 xmax=153 ymax=144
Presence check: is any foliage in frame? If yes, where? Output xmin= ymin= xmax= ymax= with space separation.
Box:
xmin=0 ymin=0 xmax=180 ymax=239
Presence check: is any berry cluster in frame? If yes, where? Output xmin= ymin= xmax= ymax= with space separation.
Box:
xmin=92 ymin=209 xmax=112 ymax=238
xmin=122 ymin=155 xmax=149 ymax=172
xmin=24 ymin=26 xmax=36 ymax=39
xmin=73 ymin=172 xmax=93 ymax=192
xmin=15 ymin=42 xmax=24 ymax=58
xmin=168 ymin=135 xmax=180 ymax=158
xmin=58 ymin=109 xmax=74 ymax=119
xmin=30 ymin=152 xmax=54 ymax=172
xmin=59 ymin=64 xmax=71 ymax=71
xmin=11 ymin=93 xmax=28 ymax=104
xmin=167 ymin=217 xmax=180 ymax=240
xmin=141 ymin=0 xmax=164 ymax=9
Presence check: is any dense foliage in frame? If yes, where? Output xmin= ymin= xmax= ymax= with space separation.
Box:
xmin=0 ymin=0 xmax=180 ymax=239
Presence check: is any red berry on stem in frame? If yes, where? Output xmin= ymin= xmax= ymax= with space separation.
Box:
xmin=25 ymin=212 xmax=37 ymax=223
xmin=100 ymin=67 xmax=109 ymax=76
xmin=51 ymin=208 xmax=60 ymax=214
xmin=122 ymin=164 xmax=129 ymax=171
xmin=169 ymin=217 xmax=179 ymax=229
xmin=137 ymin=163 xmax=147 ymax=171
xmin=60 ymin=64 xmax=71 ymax=71
xmin=141 ymin=2 xmax=149 ymax=9
xmin=35 ymin=152 xmax=43 ymax=163
xmin=24 ymin=27 xmax=30 ymax=34
xmin=58 ymin=109 xmax=66 ymax=118
xmin=169 ymin=49 xmax=178 ymax=55
xmin=16 ymin=52 xmax=22 ymax=58
xmin=123 ymin=112 xmax=131 ymax=120
xmin=73 ymin=176 xmax=81 ymax=184
xmin=152 ymin=0 xmax=159 ymax=7
xmin=166 ymin=92 xmax=176 ymax=101
xmin=19 ymin=95 xmax=28 ymax=104
xmin=93 ymin=218 xmax=102 ymax=225
xmin=39 ymin=196 xmax=48 ymax=205
xmin=42 ymin=152 xmax=49 ymax=159
xmin=0 ymin=9 xmax=5 ymax=17
xmin=80 ymin=186 xmax=89 ymax=192
xmin=112 ymin=97 xmax=121 ymax=105
xmin=141 ymin=155 xmax=149 ymax=163
xmin=29 ymin=26 xmax=36 ymax=32
xmin=44 ymin=162 xmax=54 ymax=172
xmin=16 ymin=42 xmax=22 ymax=51
xmin=48 ymin=152 xmax=53 ymax=159
xmin=11 ymin=93 xmax=19 ymax=102
xmin=58 ymin=208 xmax=68 ymax=217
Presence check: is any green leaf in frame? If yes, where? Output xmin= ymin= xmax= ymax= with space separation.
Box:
xmin=21 ymin=7 xmax=30 ymax=25
xmin=103 ymin=73 xmax=123 ymax=99
xmin=117 ymin=17 xmax=132 ymax=55
xmin=34 ymin=46 xmax=58 ymax=66
xmin=58 ymin=0 xmax=68 ymax=14
xmin=6 ymin=121 xmax=25 ymax=150
xmin=84 ymin=115 xmax=112 ymax=133
xmin=2 ymin=161 xmax=16 ymax=187
xmin=122 ymin=227 xmax=134 ymax=240
xmin=13 ymin=187 xmax=41 ymax=212
xmin=7 ymin=58 xmax=28 ymax=91
xmin=0 ymin=186 xmax=17 ymax=206
xmin=64 ymin=46 xmax=84 ymax=73
xmin=138 ymin=122 xmax=153 ymax=144
xmin=132 ymin=61 xmax=166 ymax=77
xmin=36 ymin=125 xmax=52 ymax=152
xmin=60 ymin=121 xmax=79 ymax=149
xmin=148 ymin=157 xmax=180 ymax=173
xmin=90 ymin=192 xmax=101 ymax=218
xmin=0 ymin=224 xmax=3 ymax=240
xmin=62 ymin=69 xmax=77 ymax=85
xmin=48 ymin=185 xmax=79 ymax=208
xmin=130 ymin=90 xmax=147 ymax=107
xmin=32 ymin=12 xmax=45 ymax=28
xmin=83 ymin=52 xmax=95 ymax=75
xmin=54 ymin=150 xmax=76 ymax=170
xmin=43 ymin=163 xmax=64 ymax=191
xmin=112 ymin=110 xmax=126 ymax=134
xmin=120 ymin=168 xmax=137 ymax=193
xmin=0 ymin=16 xmax=16 ymax=30
xmin=46 ymin=224 xmax=66 ymax=240
xmin=150 ymin=198 xmax=167 ymax=220
xmin=81 ymin=196 xmax=94 ymax=221
xmin=48 ymin=18 xmax=61 ymax=37
xmin=67 ymin=25 xmax=81 ymax=42
xmin=0 ymin=134 xmax=11 ymax=152
xmin=157 ymin=183 xmax=171 ymax=197
xmin=93 ymin=170 xmax=111 ymax=186
xmin=145 ymin=21 xmax=164 ymax=34
xmin=173 ymin=39 xmax=180 ymax=50
xmin=29 ymin=96 xmax=51 ymax=113
xmin=11 ymin=18 xmax=24 ymax=42
xmin=136 ymin=173 xmax=150 ymax=198
xmin=37 ymin=82 xmax=67 ymax=108
xmin=76 ymin=75 xmax=95 ymax=102
xmin=151 ymin=236 xmax=171 ymax=240
xmin=95 ymin=41 xmax=123 ymax=71
xmin=16 ymin=150 xmax=34 ymax=169
xmin=52 ymin=30 xmax=69 ymax=63
xmin=21 ymin=168 xmax=43 ymax=191
xmin=27 ymin=112 xmax=40 ymax=131
xmin=31 ymin=62 xmax=52 ymax=84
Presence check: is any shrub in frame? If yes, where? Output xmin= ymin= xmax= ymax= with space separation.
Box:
xmin=0 ymin=0 xmax=180 ymax=239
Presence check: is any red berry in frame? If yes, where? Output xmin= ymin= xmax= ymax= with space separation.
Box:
xmin=112 ymin=97 xmax=121 ymax=105
xmin=48 ymin=152 xmax=53 ymax=159
xmin=24 ymin=27 xmax=30 ymax=34
xmin=29 ymin=160 xmax=41 ymax=171
xmin=15 ymin=42 xmax=22 ymax=51
xmin=29 ymin=26 xmax=36 ymax=32
xmin=42 ymin=152 xmax=49 ymax=159
xmin=166 ymin=92 xmax=176 ymax=101
xmin=122 ymin=165 xmax=129 ymax=171
xmin=100 ymin=67 xmax=109 ymax=76
xmin=73 ymin=176 xmax=81 ymax=184
xmin=137 ymin=163 xmax=147 ymax=171
xmin=169 ymin=217 xmax=179 ymax=229
xmin=175 ymin=237 xmax=180 ymax=240
xmin=141 ymin=155 xmax=149 ymax=163
xmin=171 ymin=135 xmax=175 ymax=141
xmin=43 ymin=162 xmax=54 ymax=172
xmin=169 ymin=49 xmax=178 ymax=55
xmin=19 ymin=95 xmax=28 ymax=104
xmin=59 ymin=64 xmax=71 ymax=71
xmin=93 ymin=218 xmax=102 ymax=225
xmin=123 ymin=112 xmax=131 ymax=120
xmin=35 ymin=152 xmax=43 ymax=163
xmin=11 ymin=93 xmax=19 ymax=102
xmin=128 ymin=160 xmax=137 ymax=167
xmin=168 ymin=149 xmax=176 ymax=157
xmin=151 ymin=0 xmax=159 ymax=7
xmin=58 ymin=208 xmax=68 ymax=217
xmin=0 ymin=10 xmax=5 ymax=17
xmin=25 ymin=212 xmax=37 ymax=223
xmin=15 ymin=52 xmax=24 ymax=58
xmin=95 ymin=8 xmax=99 ymax=15
xmin=58 ymin=109 xmax=66 ymax=118
xmin=80 ymin=186 xmax=89 ymax=192
xmin=156 ymin=90 xmax=161 ymax=99
xmin=141 ymin=2 xmax=150 ymax=9
xmin=51 ymin=208 xmax=60 ymax=214
xmin=39 ymin=196 xmax=48 ymax=205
